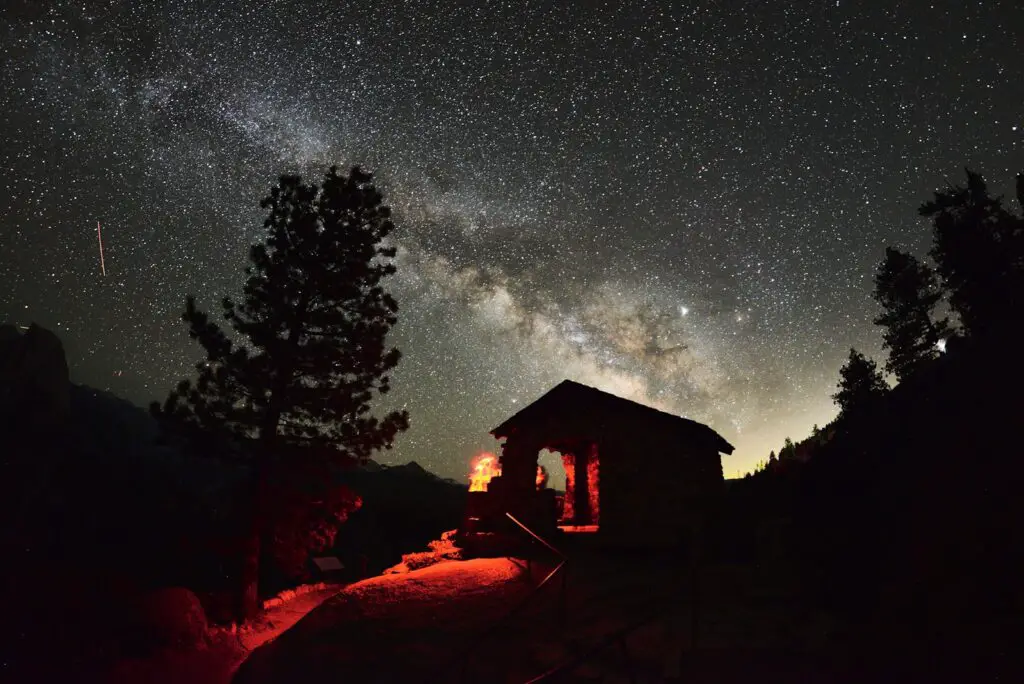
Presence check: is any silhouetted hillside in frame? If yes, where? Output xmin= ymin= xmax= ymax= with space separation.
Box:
xmin=721 ymin=334 xmax=1023 ymax=676
xmin=0 ymin=331 xmax=213 ymax=676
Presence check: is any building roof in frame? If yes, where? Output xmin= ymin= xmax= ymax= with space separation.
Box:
xmin=491 ymin=379 xmax=735 ymax=455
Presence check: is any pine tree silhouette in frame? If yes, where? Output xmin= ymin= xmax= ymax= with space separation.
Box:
xmin=1016 ymin=173 xmax=1024 ymax=215
xmin=872 ymin=247 xmax=949 ymax=382
xmin=153 ymin=166 xmax=409 ymax=618
xmin=779 ymin=437 xmax=795 ymax=461
xmin=832 ymin=348 xmax=888 ymax=417
xmin=920 ymin=169 xmax=1024 ymax=339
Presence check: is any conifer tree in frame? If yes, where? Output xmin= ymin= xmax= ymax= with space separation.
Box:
xmin=920 ymin=169 xmax=1024 ymax=338
xmin=153 ymin=166 xmax=409 ymax=618
xmin=832 ymin=348 xmax=888 ymax=417
xmin=872 ymin=247 xmax=949 ymax=382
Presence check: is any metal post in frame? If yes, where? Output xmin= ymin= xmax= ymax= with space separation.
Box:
xmin=618 ymin=635 xmax=637 ymax=684
xmin=560 ymin=561 xmax=568 ymax=626
xmin=690 ymin=522 xmax=701 ymax=650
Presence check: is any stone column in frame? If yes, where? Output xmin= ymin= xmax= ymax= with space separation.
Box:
xmin=499 ymin=435 xmax=541 ymax=494
xmin=572 ymin=445 xmax=591 ymax=524
xmin=490 ymin=436 xmax=542 ymax=526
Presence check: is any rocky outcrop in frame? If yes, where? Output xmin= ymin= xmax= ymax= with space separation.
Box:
xmin=0 ymin=323 xmax=71 ymax=432
xmin=130 ymin=587 xmax=209 ymax=652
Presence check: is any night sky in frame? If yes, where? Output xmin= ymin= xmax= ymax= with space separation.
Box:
xmin=2 ymin=1 xmax=1021 ymax=481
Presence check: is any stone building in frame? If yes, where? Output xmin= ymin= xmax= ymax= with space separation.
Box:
xmin=460 ymin=380 xmax=734 ymax=549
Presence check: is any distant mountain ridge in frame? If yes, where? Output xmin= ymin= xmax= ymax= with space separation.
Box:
xmin=361 ymin=459 xmax=466 ymax=486
xmin=333 ymin=459 xmax=468 ymax=576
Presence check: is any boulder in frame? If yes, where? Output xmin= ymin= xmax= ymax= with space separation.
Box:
xmin=0 ymin=322 xmax=70 ymax=431
xmin=132 ymin=587 xmax=208 ymax=651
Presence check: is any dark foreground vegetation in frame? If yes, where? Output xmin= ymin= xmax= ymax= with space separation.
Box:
xmin=2 ymin=168 xmax=1022 ymax=682
xmin=0 ymin=345 xmax=466 ymax=679
xmin=1 ymin=167 xmax=455 ymax=680
xmin=719 ymin=332 xmax=1022 ymax=679
xmin=718 ymin=170 xmax=1024 ymax=678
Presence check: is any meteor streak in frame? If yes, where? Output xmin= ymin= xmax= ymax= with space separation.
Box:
xmin=97 ymin=221 xmax=107 ymax=276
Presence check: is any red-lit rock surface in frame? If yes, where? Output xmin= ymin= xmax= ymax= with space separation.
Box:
xmin=231 ymin=553 xmax=692 ymax=683
xmin=132 ymin=587 xmax=208 ymax=651
xmin=232 ymin=558 xmax=531 ymax=684
xmin=230 ymin=550 xmax=854 ymax=684
xmin=103 ymin=584 xmax=342 ymax=684
xmin=94 ymin=546 xmax=849 ymax=683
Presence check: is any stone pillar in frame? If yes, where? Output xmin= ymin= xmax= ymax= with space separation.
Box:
xmin=572 ymin=445 xmax=591 ymax=524
xmin=498 ymin=436 xmax=541 ymax=495
xmin=586 ymin=442 xmax=600 ymax=525
xmin=490 ymin=436 xmax=542 ymax=527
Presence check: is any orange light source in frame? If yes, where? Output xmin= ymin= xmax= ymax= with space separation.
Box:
xmin=469 ymin=452 xmax=500 ymax=492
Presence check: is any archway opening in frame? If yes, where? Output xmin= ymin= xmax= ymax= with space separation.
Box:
xmin=537 ymin=448 xmax=565 ymax=518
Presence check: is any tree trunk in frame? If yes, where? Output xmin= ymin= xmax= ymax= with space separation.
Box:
xmin=239 ymin=316 xmax=302 ymax=622
xmin=236 ymin=456 xmax=269 ymax=622
xmin=237 ymin=528 xmax=261 ymax=621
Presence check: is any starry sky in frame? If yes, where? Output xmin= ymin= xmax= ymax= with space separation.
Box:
xmin=2 ymin=0 xmax=1021 ymax=482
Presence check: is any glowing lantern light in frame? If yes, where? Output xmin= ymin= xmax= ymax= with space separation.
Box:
xmin=469 ymin=452 xmax=501 ymax=492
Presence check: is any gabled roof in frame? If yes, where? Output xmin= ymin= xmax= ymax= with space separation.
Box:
xmin=491 ymin=379 xmax=735 ymax=455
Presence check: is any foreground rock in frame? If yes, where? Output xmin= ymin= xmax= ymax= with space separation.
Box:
xmin=0 ymin=322 xmax=70 ymax=431
xmin=104 ymin=585 xmax=342 ymax=684
xmin=233 ymin=558 xmax=529 ymax=684
xmin=131 ymin=587 xmax=208 ymax=652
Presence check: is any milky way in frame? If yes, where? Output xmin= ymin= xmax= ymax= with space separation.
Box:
xmin=2 ymin=1 xmax=1021 ymax=480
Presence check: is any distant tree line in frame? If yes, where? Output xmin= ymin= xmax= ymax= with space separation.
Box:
xmin=754 ymin=169 xmax=1024 ymax=475
xmin=836 ymin=170 xmax=1024 ymax=415
xmin=831 ymin=170 xmax=1024 ymax=420
xmin=707 ymin=169 xmax=1024 ymax=677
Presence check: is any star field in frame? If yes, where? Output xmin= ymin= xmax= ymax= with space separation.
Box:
xmin=1 ymin=0 xmax=1021 ymax=480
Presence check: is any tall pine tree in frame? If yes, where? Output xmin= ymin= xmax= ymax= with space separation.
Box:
xmin=872 ymin=247 xmax=949 ymax=382
xmin=153 ymin=166 xmax=409 ymax=618
xmin=920 ymin=169 xmax=1024 ymax=339
xmin=832 ymin=348 xmax=888 ymax=418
